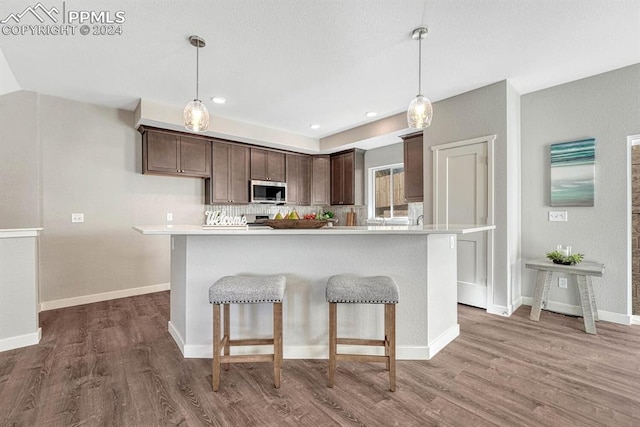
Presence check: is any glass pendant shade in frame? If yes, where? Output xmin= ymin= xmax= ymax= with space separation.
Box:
xmin=184 ymin=35 xmax=209 ymax=132
xmin=407 ymin=94 xmax=433 ymax=129
xmin=184 ymin=99 xmax=210 ymax=132
xmin=407 ymin=27 xmax=432 ymax=129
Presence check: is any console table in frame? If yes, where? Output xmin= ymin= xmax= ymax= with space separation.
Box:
xmin=525 ymin=259 xmax=605 ymax=334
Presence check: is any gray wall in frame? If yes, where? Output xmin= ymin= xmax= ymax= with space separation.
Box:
xmin=423 ymin=81 xmax=520 ymax=314
xmin=38 ymin=95 xmax=206 ymax=302
xmin=0 ymin=91 xmax=41 ymax=228
xmin=521 ymin=64 xmax=640 ymax=316
xmin=0 ymin=93 xmax=208 ymax=303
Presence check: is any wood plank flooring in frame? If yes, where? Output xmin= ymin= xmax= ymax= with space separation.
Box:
xmin=1 ymin=292 xmax=639 ymax=426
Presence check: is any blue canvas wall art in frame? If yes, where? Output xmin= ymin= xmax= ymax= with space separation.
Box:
xmin=550 ymin=138 xmax=595 ymax=207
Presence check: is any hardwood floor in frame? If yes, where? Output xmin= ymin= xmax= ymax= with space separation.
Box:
xmin=1 ymin=292 xmax=639 ymax=426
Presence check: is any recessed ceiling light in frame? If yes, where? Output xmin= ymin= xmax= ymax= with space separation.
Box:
xmin=211 ymin=96 xmax=227 ymax=104
xmin=309 ymin=124 xmax=320 ymax=129
xmin=366 ymin=111 xmax=377 ymax=118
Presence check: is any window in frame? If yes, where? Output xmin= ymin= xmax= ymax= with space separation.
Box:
xmin=369 ymin=163 xmax=408 ymax=219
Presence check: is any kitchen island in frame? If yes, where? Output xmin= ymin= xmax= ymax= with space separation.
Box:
xmin=134 ymin=224 xmax=494 ymax=360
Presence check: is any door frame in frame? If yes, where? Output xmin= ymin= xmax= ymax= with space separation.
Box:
xmin=432 ymin=134 xmax=495 ymax=311
xmin=628 ymin=135 xmax=640 ymax=325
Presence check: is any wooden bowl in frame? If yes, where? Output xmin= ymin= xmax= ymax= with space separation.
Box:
xmin=264 ymin=219 xmax=329 ymax=229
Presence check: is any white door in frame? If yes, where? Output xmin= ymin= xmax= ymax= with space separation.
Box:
xmin=434 ymin=140 xmax=489 ymax=308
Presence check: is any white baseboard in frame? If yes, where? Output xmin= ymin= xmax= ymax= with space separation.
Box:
xmin=40 ymin=283 xmax=171 ymax=311
xmin=487 ymin=297 xmax=522 ymax=317
xmin=172 ymin=326 xmax=452 ymax=361
xmin=521 ymin=297 xmax=632 ymax=325
xmin=426 ymin=324 xmax=460 ymax=359
xmin=632 ymin=316 xmax=640 ymax=326
xmin=168 ymin=320 xmax=185 ymax=355
xmin=179 ymin=342 xmax=437 ymax=361
xmin=0 ymin=327 xmax=41 ymax=352
xmin=487 ymin=304 xmax=510 ymax=317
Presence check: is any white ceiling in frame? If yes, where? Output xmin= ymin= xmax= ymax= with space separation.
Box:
xmin=1 ymin=0 xmax=638 ymax=139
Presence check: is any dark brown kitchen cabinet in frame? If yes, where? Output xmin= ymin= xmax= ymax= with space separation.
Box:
xmin=330 ymin=149 xmax=364 ymax=206
xmin=141 ymin=128 xmax=211 ymax=178
xmin=311 ymin=155 xmax=330 ymax=206
xmin=250 ymin=148 xmax=285 ymax=182
xmin=402 ymin=132 xmax=424 ymax=203
xmin=286 ymin=154 xmax=311 ymax=205
xmin=205 ymin=141 xmax=250 ymax=204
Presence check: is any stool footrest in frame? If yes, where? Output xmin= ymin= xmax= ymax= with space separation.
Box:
xmin=336 ymin=354 xmax=388 ymax=364
xmin=337 ymin=338 xmax=385 ymax=346
xmin=221 ymin=354 xmax=274 ymax=364
xmin=229 ymin=338 xmax=274 ymax=346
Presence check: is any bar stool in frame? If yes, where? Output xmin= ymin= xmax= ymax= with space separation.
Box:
xmin=209 ymin=275 xmax=286 ymax=392
xmin=326 ymin=274 xmax=399 ymax=391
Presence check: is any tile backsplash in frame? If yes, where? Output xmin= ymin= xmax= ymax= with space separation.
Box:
xmin=205 ymin=202 xmax=424 ymax=226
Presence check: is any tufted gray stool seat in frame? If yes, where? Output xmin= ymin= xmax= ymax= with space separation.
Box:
xmin=209 ymin=275 xmax=286 ymax=392
xmin=326 ymin=274 xmax=399 ymax=391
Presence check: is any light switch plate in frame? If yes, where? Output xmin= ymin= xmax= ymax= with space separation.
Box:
xmin=558 ymin=277 xmax=568 ymax=288
xmin=549 ymin=211 xmax=568 ymax=222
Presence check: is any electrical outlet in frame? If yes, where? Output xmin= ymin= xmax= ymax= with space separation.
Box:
xmin=71 ymin=213 xmax=84 ymax=223
xmin=549 ymin=211 xmax=568 ymax=222
xmin=166 ymin=213 xmax=173 ymax=222
xmin=558 ymin=277 xmax=568 ymax=288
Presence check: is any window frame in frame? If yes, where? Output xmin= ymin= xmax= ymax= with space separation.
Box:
xmin=368 ymin=162 xmax=408 ymax=220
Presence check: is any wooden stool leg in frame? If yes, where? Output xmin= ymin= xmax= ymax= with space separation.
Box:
xmin=386 ymin=304 xmax=396 ymax=392
xmin=212 ymin=304 xmax=221 ymax=392
xmin=273 ymin=302 xmax=283 ymax=388
xmin=223 ymin=304 xmax=230 ymax=371
xmin=328 ymin=302 xmax=337 ymax=388
xmin=384 ymin=304 xmax=390 ymax=371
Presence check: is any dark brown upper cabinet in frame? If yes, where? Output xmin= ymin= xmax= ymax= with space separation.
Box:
xmin=402 ymin=132 xmax=424 ymax=203
xmin=311 ymin=155 xmax=331 ymax=206
xmin=205 ymin=141 xmax=250 ymax=204
xmin=250 ymin=148 xmax=286 ymax=182
xmin=141 ymin=128 xmax=211 ymax=178
xmin=286 ymin=154 xmax=311 ymax=205
xmin=330 ymin=149 xmax=364 ymax=206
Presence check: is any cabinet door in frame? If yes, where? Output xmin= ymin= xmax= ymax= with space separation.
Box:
xmin=312 ymin=155 xmax=330 ymax=206
xmin=298 ymin=155 xmax=311 ymax=206
xmin=250 ymin=148 xmax=268 ymax=180
xmin=286 ymin=155 xmax=299 ymax=204
xmin=403 ymin=134 xmax=424 ymax=202
xmin=228 ymin=144 xmax=250 ymax=203
xmin=251 ymin=148 xmax=286 ymax=181
xmin=330 ymin=154 xmax=344 ymax=205
xmin=209 ymin=142 xmax=231 ymax=203
xmin=144 ymin=131 xmax=180 ymax=174
xmin=341 ymin=151 xmax=355 ymax=205
xmin=180 ymin=136 xmax=211 ymax=177
xmin=286 ymin=154 xmax=311 ymax=205
xmin=267 ymin=151 xmax=286 ymax=182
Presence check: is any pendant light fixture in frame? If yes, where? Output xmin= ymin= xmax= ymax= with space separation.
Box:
xmin=184 ymin=35 xmax=210 ymax=132
xmin=407 ymin=27 xmax=433 ymax=129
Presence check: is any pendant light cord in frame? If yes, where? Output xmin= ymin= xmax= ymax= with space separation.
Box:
xmin=196 ymin=42 xmax=200 ymax=101
xmin=418 ymin=36 xmax=422 ymax=96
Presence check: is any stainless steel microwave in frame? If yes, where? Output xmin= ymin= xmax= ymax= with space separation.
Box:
xmin=250 ymin=180 xmax=287 ymax=204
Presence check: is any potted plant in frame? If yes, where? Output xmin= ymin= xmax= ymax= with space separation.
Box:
xmin=546 ymin=251 xmax=584 ymax=265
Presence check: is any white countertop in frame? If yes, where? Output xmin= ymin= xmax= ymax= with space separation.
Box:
xmin=133 ymin=224 xmax=495 ymax=236
xmin=0 ymin=228 xmax=43 ymax=239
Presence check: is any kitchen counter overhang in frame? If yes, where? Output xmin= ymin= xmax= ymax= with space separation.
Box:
xmin=134 ymin=224 xmax=495 ymax=360
xmin=133 ymin=224 xmax=494 ymax=235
